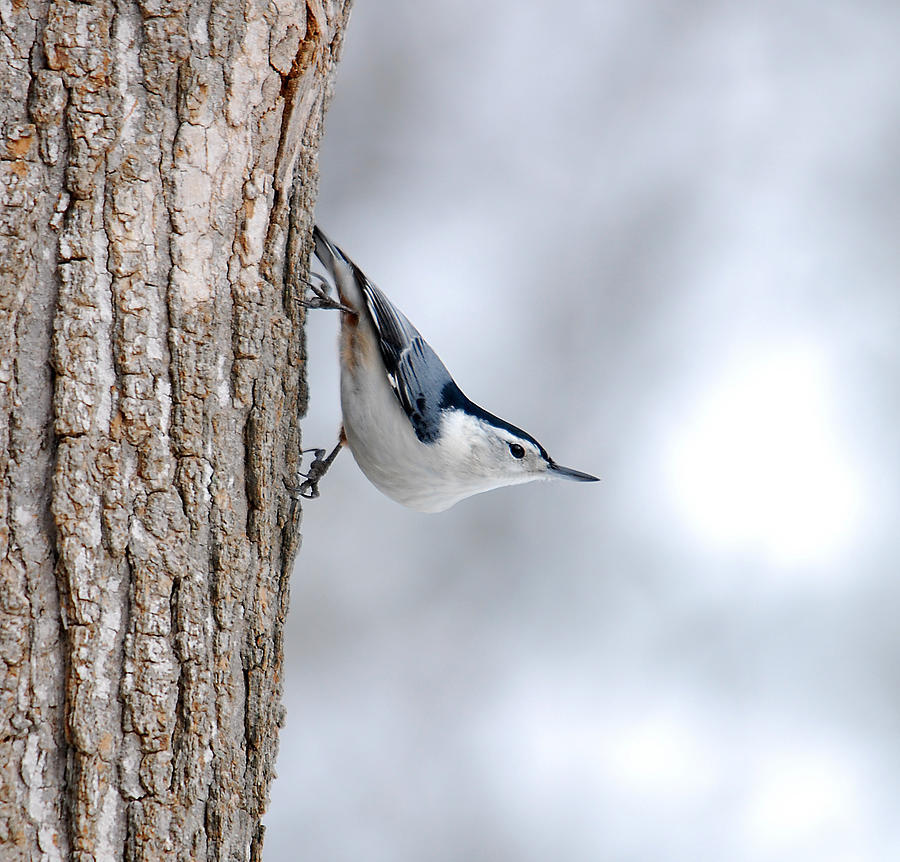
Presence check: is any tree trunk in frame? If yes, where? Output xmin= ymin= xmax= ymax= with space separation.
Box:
xmin=0 ymin=0 xmax=351 ymax=858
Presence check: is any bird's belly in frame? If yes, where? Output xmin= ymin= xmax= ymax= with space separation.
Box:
xmin=340 ymin=363 xmax=462 ymax=512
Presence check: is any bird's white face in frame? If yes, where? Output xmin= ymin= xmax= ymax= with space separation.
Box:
xmin=436 ymin=409 xmax=599 ymax=492
xmin=436 ymin=411 xmax=584 ymax=490
xmin=478 ymin=424 xmax=554 ymax=485
xmin=428 ymin=411 xmax=545 ymax=491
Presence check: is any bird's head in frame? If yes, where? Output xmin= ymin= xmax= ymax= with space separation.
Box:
xmin=437 ymin=407 xmax=599 ymax=493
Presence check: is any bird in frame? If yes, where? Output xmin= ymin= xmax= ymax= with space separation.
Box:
xmin=292 ymin=225 xmax=598 ymax=513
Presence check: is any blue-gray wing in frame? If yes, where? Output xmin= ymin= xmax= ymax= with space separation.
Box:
xmin=358 ymin=274 xmax=453 ymax=444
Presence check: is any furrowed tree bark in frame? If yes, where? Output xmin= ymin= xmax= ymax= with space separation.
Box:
xmin=0 ymin=0 xmax=351 ymax=858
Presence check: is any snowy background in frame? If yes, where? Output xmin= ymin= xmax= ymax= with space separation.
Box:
xmin=265 ymin=2 xmax=900 ymax=860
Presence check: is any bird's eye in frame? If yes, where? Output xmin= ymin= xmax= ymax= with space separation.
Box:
xmin=509 ymin=443 xmax=526 ymax=459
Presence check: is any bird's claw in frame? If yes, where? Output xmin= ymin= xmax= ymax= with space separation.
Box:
xmin=284 ymin=443 xmax=344 ymax=502
xmin=283 ymin=472 xmax=323 ymax=500
xmin=290 ymin=478 xmax=321 ymax=499
xmin=298 ymin=294 xmax=351 ymax=312
xmin=298 ymin=273 xmax=353 ymax=313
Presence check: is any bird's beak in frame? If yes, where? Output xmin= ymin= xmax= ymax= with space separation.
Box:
xmin=548 ymin=461 xmax=600 ymax=482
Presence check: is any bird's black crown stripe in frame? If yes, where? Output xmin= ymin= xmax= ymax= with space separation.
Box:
xmin=438 ymin=381 xmax=549 ymax=459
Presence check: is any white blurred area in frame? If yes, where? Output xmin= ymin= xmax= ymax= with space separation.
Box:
xmin=667 ymin=342 xmax=864 ymax=568
xmin=265 ymin=2 xmax=900 ymax=860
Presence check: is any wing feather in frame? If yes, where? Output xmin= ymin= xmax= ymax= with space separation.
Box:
xmin=357 ymin=272 xmax=452 ymax=444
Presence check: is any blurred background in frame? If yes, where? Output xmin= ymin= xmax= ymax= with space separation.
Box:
xmin=266 ymin=2 xmax=900 ymax=860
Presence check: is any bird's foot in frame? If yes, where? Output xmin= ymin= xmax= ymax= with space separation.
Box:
xmin=284 ymin=442 xmax=344 ymax=500
xmin=297 ymin=272 xmax=353 ymax=313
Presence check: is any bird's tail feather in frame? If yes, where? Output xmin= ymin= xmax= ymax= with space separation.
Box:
xmin=312 ymin=224 xmax=366 ymax=312
xmin=313 ymin=224 xmax=341 ymax=275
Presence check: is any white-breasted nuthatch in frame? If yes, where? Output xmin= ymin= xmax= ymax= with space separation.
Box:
xmin=293 ymin=225 xmax=598 ymax=512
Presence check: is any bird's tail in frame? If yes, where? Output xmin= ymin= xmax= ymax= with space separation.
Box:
xmin=312 ymin=225 xmax=344 ymax=274
xmin=312 ymin=225 xmax=365 ymax=312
